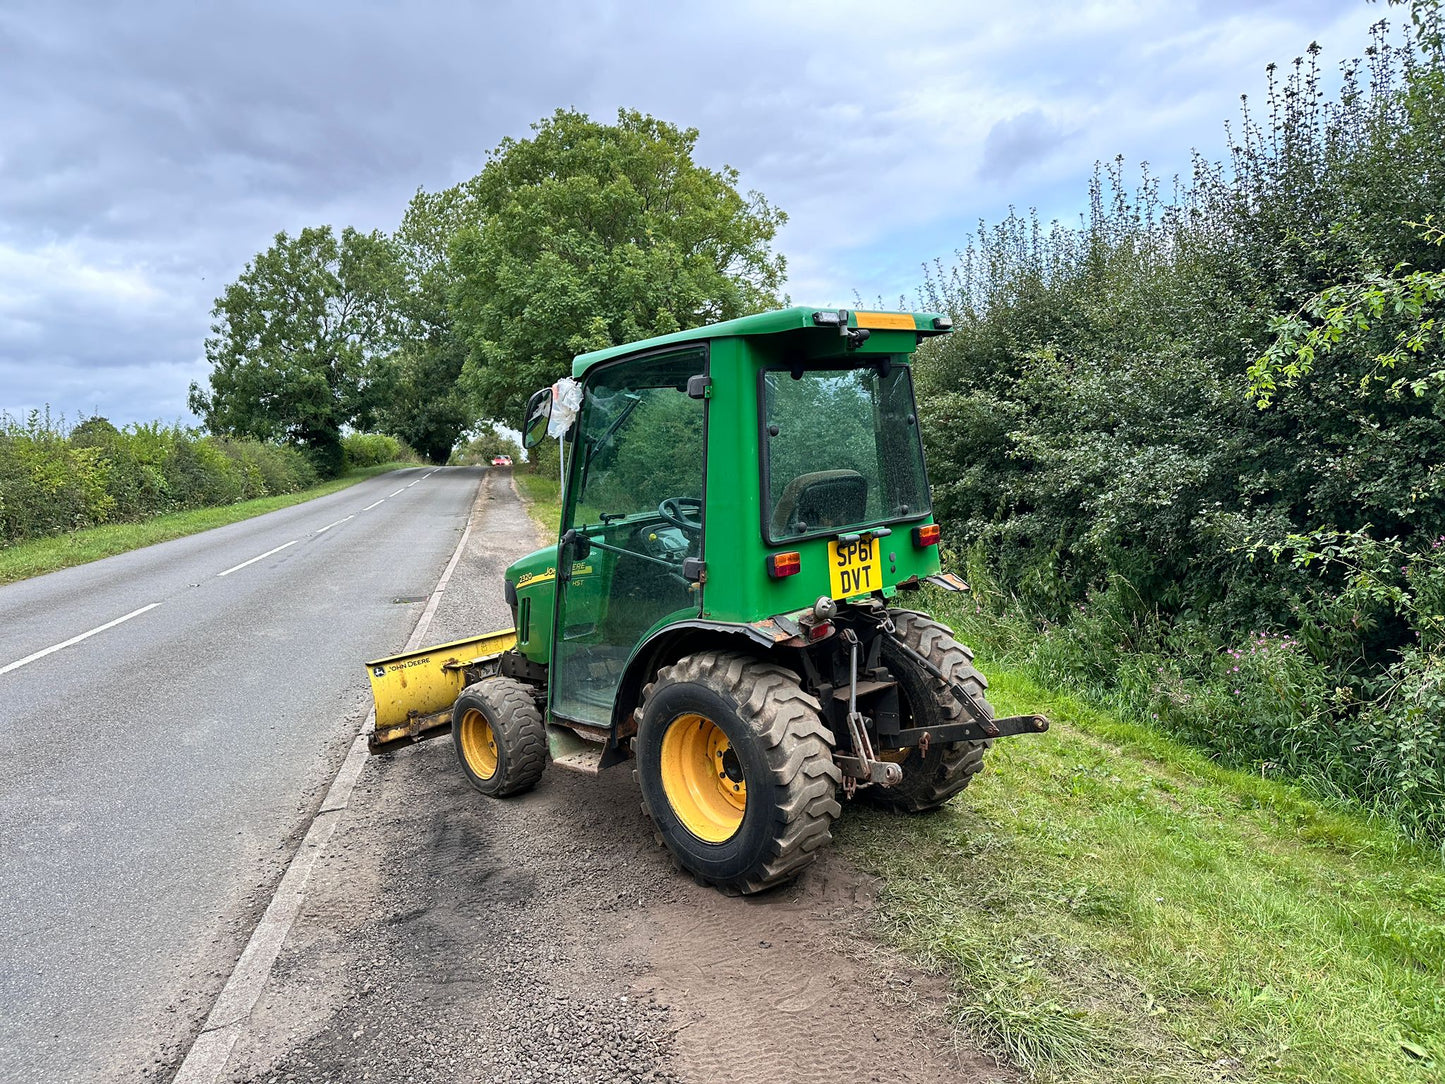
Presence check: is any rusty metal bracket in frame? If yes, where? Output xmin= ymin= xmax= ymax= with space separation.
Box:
xmin=837 ymin=629 xmax=902 ymax=788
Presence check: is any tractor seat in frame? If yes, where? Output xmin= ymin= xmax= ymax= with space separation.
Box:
xmin=770 ymin=469 xmax=868 ymax=537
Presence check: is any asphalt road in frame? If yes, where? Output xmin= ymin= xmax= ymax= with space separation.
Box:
xmin=0 ymin=465 xmax=485 ymax=1084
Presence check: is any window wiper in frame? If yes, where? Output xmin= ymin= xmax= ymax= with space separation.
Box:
xmin=587 ymin=393 xmax=642 ymax=463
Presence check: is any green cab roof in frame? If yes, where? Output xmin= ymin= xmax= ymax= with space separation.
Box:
xmin=571 ymin=306 xmax=952 ymax=378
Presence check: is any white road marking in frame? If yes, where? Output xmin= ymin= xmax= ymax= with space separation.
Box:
xmin=406 ymin=480 xmax=419 ymax=487
xmin=388 ymin=488 xmax=405 ymax=497
xmin=315 ymin=515 xmax=354 ymax=534
xmin=216 ymin=540 xmax=298 ymax=578
xmin=361 ymin=499 xmax=384 ymax=511
xmin=0 ymin=603 xmax=161 ymax=677
xmin=172 ymin=727 xmax=369 ymax=1084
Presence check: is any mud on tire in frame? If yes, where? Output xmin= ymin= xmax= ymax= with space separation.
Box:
xmin=636 ymin=652 xmax=842 ymax=895
xmin=452 ymin=677 xmax=547 ymax=797
xmin=867 ymin=609 xmax=993 ymax=813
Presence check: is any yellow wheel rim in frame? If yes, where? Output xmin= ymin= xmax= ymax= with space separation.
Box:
xmin=660 ymin=713 xmax=746 ymax=843
xmin=458 ymin=708 xmax=499 ymax=780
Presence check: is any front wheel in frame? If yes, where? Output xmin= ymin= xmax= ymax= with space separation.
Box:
xmin=452 ymin=677 xmax=547 ymax=797
xmin=636 ymin=652 xmax=841 ymax=894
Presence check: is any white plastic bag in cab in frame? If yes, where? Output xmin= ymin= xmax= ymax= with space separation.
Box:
xmin=548 ymin=377 xmax=582 ymax=438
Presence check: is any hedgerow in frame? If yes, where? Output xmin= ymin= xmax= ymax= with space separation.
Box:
xmin=0 ymin=410 xmax=319 ymax=546
xmin=915 ymin=9 xmax=1445 ymax=844
xmin=341 ymin=431 xmax=415 ymax=468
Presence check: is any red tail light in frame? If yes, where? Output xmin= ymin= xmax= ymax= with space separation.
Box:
xmin=913 ymin=524 xmax=941 ymax=547
xmin=767 ymin=552 xmax=801 ymax=578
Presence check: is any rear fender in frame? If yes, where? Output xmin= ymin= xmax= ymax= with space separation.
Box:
xmin=602 ymin=619 xmax=800 ymax=768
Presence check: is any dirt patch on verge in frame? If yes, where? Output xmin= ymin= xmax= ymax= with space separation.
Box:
xmin=222 ymin=750 xmax=1011 ymax=1084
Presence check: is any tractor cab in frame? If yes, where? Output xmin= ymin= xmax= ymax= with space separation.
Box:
xmin=507 ymin=308 xmax=960 ymax=728
xmin=366 ymin=307 xmax=1048 ymax=895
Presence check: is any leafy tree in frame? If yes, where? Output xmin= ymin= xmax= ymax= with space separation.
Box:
xmin=448 ymin=108 xmax=788 ymax=421
xmin=190 ymin=226 xmax=401 ymax=476
xmin=373 ymin=188 xmax=484 ymax=464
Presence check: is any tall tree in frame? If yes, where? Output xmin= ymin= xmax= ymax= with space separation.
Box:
xmin=373 ymin=188 xmax=482 ymax=464
xmin=189 ymin=226 xmax=400 ymax=476
xmin=448 ymin=108 xmax=788 ymax=421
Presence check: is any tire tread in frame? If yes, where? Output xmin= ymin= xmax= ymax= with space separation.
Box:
xmin=868 ymin=609 xmax=992 ymax=813
xmin=640 ymin=652 xmax=842 ymax=894
xmin=452 ymin=676 xmax=547 ymax=797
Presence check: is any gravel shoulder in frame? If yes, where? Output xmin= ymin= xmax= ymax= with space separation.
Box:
xmin=215 ymin=471 xmax=1012 ymax=1084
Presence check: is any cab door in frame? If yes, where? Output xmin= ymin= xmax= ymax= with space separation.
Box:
xmin=551 ymin=349 xmax=707 ymax=727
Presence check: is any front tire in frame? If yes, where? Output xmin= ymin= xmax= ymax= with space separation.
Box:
xmin=637 ymin=652 xmax=841 ymax=894
xmin=452 ymin=677 xmax=547 ymax=797
xmin=868 ymin=609 xmax=993 ymax=813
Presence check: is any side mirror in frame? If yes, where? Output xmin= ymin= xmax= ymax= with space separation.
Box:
xmin=522 ymin=388 xmax=551 ymax=449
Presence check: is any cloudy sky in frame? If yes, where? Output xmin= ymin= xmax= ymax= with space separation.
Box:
xmin=0 ymin=0 xmax=1389 ymax=426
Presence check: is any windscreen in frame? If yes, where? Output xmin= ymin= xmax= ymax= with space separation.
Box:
xmin=570 ymin=353 xmax=704 ymax=527
xmin=762 ymin=361 xmax=930 ymax=541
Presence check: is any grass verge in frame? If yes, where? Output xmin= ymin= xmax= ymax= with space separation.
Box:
xmin=513 ymin=471 xmax=562 ymax=537
xmin=840 ymin=657 xmax=1445 ymax=1084
xmin=0 ymin=462 xmax=420 ymax=585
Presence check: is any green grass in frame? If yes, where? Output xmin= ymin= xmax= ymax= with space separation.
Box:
xmin=514 ymin=470 xmax=562 ymax=537
xmin=840 ymin=662 xmax=1445 ymax=1084
xmin=0 ymin=462 xmax=419 ymax=585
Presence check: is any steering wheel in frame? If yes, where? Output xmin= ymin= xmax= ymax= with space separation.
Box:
xmin=657 ymin=496 xmax=703 ymax=535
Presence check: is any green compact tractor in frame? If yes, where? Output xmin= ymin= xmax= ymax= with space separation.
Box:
xmin=366 ymin=307 xmax=1048 ymax=894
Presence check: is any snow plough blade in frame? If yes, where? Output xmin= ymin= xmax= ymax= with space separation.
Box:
xmin=365 ymin=629 xmax=518 ymax=753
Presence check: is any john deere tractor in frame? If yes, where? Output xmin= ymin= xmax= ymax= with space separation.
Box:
xmin=366 ymin=307 xmax=1047 ymax=894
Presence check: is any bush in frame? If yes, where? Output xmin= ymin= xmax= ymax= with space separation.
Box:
xmin=0 ymin=410 xmax=327 ymax=548
xmin=913 ymin=14 xmax=1445 ymax=844
xmin=342 ymin=432 xmax=413 ymax=468
xmin=219 ymin=439 xmax=317 ymax=498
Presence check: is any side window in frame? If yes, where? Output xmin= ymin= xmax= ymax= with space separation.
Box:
xmin=568 ymin=352 xmax=706 ymax=540
xmin=552 ymin=348 xmax=708 ymax=727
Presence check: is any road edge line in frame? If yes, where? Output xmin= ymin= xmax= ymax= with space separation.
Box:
xmin=403 ymin=477 xmax=481 ymax=653
xmin=169 ymin=468 xmax=488 ymax=1084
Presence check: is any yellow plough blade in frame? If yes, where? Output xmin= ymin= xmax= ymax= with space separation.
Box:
xmin=365 ymin=628 xmax=517 ymax=753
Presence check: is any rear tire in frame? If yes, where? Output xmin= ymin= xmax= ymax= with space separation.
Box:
xmin=867 ymin=609 xmax=992 ymax=813
xmin=636 ymin=652 xmax=841 ymax=894
xmin=452 ymin=677 xmax=546 ymax=797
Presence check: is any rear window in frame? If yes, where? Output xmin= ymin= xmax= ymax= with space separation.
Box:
xmin=761 ymin=361 xmax=931 ymax=542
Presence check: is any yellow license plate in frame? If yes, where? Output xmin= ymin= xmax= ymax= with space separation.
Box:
xmin=828 ymin=536 xmax=882 ymax=599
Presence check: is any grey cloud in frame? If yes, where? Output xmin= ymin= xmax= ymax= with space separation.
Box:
xmin=0 ymin=0 xmax=1396 ymax=425
xmin=978 ymin=109 xmax=1073 ymax=182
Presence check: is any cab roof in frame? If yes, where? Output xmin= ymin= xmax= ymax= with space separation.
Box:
xmin=571 ymin=306 xmax=953 ymax=378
